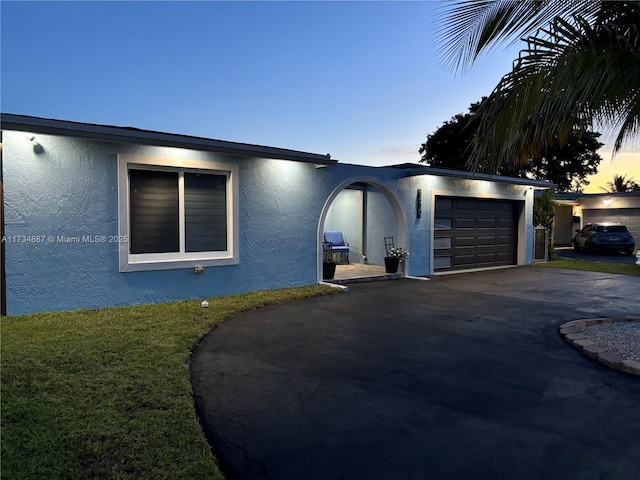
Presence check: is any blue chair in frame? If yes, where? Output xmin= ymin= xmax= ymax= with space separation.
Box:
xmin=324 ymin=231 xmax=350 ymax=264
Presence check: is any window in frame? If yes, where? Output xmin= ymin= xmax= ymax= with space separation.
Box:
xmin=118 ymin=154 xmax=238 ymax=271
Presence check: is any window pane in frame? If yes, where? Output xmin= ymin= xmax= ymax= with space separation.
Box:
xmin=129 ymin=169 xmax=179 ymax=254
xmin=184 ymin=173 xmax=227 ymax=252
xmin=434 ymin=256 xmax=451 ymax=269
xmin=434 ymin=218 xmax=452 ymax=230
xmin=433 ymin=237 xmax=452 ymax=249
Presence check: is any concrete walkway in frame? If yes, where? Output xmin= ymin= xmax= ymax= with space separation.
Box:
xmin=190 ymin=267 xmax=640 ymax=480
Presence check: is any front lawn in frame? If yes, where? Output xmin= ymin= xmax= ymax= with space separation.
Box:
xmin=1 ymin=285 xmax=335 ymax=480
xmin=536 ymin=258 xmax=640 ymax=276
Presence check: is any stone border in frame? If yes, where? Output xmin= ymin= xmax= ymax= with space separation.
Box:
xmin=559 ymin=318 xmax=640 ymax=376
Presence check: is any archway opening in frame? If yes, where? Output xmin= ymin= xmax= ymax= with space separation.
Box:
xmin=318 ymin=178 xmax=407 ymax=283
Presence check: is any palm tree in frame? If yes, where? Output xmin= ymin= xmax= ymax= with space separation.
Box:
xmin=601 ymin=174 xmax=638 ymax=193
xmin=437 ymin=1 xmax=640 ymax=172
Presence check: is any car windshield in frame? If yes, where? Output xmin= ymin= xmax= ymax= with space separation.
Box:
xmin=595 ymin=226 xmax=628 ymax=233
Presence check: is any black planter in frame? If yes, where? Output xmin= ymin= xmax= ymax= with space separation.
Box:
xmin=384 ymin=257 xmax=400 ymax=273
xmin=323 ymin=261 xmax=337 ymax=280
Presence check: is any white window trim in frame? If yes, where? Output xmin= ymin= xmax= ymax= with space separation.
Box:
xmin=117 ymin=154 xmax=239 ymax=272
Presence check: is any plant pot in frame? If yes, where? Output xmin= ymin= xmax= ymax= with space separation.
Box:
xmin=323 ymin=261 xmax=336 ymax=280
xmin=384 ymin=257 xmax=400 ymax=274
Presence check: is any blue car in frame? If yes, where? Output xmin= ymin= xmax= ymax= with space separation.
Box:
xmin=573 ymin=223 xmax=635 ymax=255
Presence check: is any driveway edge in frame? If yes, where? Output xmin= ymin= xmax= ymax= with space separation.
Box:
xmin=559 ymin=318 xmax=640 ymax=376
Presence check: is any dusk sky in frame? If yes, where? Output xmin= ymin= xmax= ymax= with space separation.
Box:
xmin=2 ymin=1 xmax=637 ymax=192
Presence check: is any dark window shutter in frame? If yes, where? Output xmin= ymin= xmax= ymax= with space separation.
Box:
xmin=129 ymin=169 xmax=179 ymax=254
xmin=184 ymin=173 xmax=227 ymax=252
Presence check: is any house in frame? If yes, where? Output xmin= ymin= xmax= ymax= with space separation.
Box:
xmin=553 ymin=191 xmax=640 ymax=246
xmin=0 ymin=114 xmax=550 ymax=315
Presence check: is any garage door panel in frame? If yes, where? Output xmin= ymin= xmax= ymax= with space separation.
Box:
xmin=497 ymin=251 xmax=514 ymax=262
xmin=453 ymin=254 xmax=475 ymax=267
xmin=497 ymin=235 xmax=513 ymax=246
xmin=433 ymin=237 xmax=452 ymax=249
xmin=477 ymin=236 xmax=497 ymax=246
xmin=455 ymin=199 xmax=477 ymax=210
xmin=434 ymin=196 xmax=519 ymax=272
xmin=455 ymin=218 xmax=475 ymax=228
xmin=437 ymin=199 xmax=453 ymax=211
xmin=454 ymin=236 xmax=476 ymax=247
xmin=478 ymin=202 xmax=497 ymax=211
xmin=476 ymin=253 xmax=496 ymax=264
xmin=478 ymin=218 xmax=496 ymax=228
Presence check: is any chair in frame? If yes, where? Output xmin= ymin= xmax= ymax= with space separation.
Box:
xmin=324 ymin=231 xmax=350 ymax=264
xmin=384 ymin=237 xmax=395 ymax=257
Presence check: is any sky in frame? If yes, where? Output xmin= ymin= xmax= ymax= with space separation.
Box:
xmin=2 ymin=1 xmax=638 ymax=192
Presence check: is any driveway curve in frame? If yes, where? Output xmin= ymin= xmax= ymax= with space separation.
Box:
xmin=190 ymin=267 xmax=640 ymax=480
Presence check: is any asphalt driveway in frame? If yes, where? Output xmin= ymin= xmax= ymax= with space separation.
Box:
xmin=190 ymin=267 xmax=640 ymax=480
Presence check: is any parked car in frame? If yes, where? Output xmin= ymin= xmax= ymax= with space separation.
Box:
xmin=572 ymin=223 xmax=635 ymax=255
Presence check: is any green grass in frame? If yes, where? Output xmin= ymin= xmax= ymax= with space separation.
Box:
xmin=536 ymin=257 xmax=640 ymax=276
xmin=1 ymin=285 xmax=336 ymax=480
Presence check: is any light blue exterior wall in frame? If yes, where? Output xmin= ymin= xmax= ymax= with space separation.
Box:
xmin=2 ymin=130 xmax=535 ymax=315
xmin=396 ymin=174 xmax=534 ymax=276
xmin=323 ymin=185 xmax=399 ymax=265
xmin=324 ymin=188 xmax=363 ymax=263
xmin=365 ymin=187 xmax=398 ymax=266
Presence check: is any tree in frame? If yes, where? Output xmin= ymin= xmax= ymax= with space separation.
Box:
xmin=601 ymin=174 xmax=639 ymax=193
xmin=419 ymin=101 xmax=603 ymax=192
xmin=419 ymin=102 xmax=482 ymax=172
xmin=437 ymin=1 xmax=640 ymax=171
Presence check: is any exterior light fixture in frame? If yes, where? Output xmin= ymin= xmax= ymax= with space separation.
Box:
xmin=602 ymin=198 xmax=614 ymax=206
xmin=29 ymin=135 xmax=44 ymax=154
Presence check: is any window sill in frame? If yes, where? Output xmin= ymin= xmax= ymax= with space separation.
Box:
xmin=119 ymin=256 xmax=238 ymax=272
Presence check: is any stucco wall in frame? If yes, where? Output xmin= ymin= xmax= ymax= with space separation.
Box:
xmin=3 ymin=130 xmax=536 ymax=314
xmin=3 ymin=131 xmax=336 ymax=314
xmin=396 ymin=174 xmax=534 ymax=276
xmin=365 ymin=188 xmax=397 ymax=265
xmin=323 ymin=185 xmax=399 ymax=265
xmin=324 ymin=188 xmax=363 ymax=263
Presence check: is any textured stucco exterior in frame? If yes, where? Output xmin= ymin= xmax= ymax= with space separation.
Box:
xmin=2 ymin=127 xmax=538 ymax=315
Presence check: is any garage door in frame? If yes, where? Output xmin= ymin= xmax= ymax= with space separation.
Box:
xmin=434 ymin=196 xmax=520 ymax=272
xmin=583 ymin=208 xmax=640 ymax=241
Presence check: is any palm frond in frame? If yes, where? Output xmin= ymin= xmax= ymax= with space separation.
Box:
xmin=437 ymin=0 xmax=602 ymax=71
xmin=464 ymin=6 xmax=640 ymax=171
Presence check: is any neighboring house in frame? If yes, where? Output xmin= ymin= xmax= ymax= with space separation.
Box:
xmin=553 ymin=192 xmax=640 ymax=246
xmin=0 ymin=114 xmax=550 ymax=315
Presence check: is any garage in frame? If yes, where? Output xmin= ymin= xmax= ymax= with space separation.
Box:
xmin=583 ymin=208 xmax=640 ymax=240
xmin=434 ymin=196 xmax=520 ymax=272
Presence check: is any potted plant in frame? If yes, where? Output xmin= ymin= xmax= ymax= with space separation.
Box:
xmin=384 ymin=247 xmax=408 ymax=274
xmin=322 ymin=241 xmax=337 ymax=280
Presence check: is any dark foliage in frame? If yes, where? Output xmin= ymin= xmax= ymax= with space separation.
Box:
xmin=419 ymin=101 xmax=603 ymax=192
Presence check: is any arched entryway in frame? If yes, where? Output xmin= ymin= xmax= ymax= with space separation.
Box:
xmin=317 ymin=177 xmax=408 ymax=283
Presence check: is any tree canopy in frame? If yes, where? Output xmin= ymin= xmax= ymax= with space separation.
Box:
xmin=419 ymin=101 xmax=603 ymax=192
xmin=437 ymin=1 xmax=639 ymax=170
xmin=601 ymin=174 xmax=640 ymax=193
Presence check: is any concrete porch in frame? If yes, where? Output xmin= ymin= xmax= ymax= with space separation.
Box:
xmin=331 ymin=263 xmax=404 ymax=284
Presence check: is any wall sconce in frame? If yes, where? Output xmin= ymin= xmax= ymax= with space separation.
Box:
xmin=29 ymin=135 xmax=44 ymax=154
xmin=416 ymin=188 xmax=422 ymax=218
xmin=602 ymin=198 xmax=614 ymax=207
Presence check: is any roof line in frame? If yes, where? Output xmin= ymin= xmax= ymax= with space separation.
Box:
xmin=400 ymin=164 xmax=554 ymax=189
xmin=0 ymin=113 xmax=336 ymax=165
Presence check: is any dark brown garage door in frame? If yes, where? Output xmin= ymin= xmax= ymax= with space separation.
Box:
xmin=434 ymin=196 xmax=520 ymax=272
